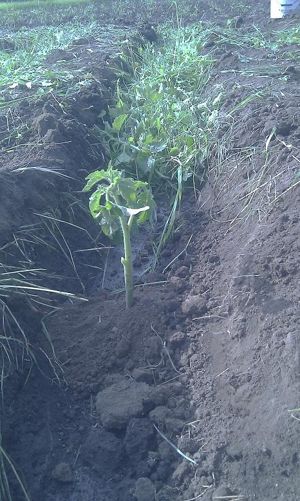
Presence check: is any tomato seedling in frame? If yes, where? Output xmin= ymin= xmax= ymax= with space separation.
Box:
xmin=83 ymin=164 xmax=154 ymax=308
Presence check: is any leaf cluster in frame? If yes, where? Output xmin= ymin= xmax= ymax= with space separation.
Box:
xmin=83 ymin=164 xmax=155 ymax=238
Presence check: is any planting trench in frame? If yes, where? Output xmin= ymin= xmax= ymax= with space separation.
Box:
xmin=1 ymin=1 xmax=300 ymax=500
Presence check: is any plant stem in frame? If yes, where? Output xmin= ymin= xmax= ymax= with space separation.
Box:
xmin=119 ymin=216 xmax=133 ymax=308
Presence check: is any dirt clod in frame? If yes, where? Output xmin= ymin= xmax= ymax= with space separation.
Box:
xmin=169 ymin=331 xmax=186 ymax=347
xmin=181 ymin=295 xmax=207 ymax=316
xmin=133 ymin=477 xmax=156 ymax=501
xmin=33 ymin=112 xmax=58 ymax=137
xmin=96 ymin=379 xmax=152 ymax=430
xmin=51 ymin=462 xmax=74 ymax=483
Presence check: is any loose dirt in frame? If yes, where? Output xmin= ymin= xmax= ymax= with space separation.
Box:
xmin=2 ymin=1 xmax=300 ymax=500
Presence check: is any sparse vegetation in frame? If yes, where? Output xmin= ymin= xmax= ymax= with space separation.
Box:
xmin=0 ymin=21 xmax=107 ymax=108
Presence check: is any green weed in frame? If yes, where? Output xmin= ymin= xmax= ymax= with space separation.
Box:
xmin=276 ymin=26 xmax=300 ymax=45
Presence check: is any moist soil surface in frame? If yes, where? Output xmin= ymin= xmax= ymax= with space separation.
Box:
xmin=2 ymin=1 xmax=300 ymax=500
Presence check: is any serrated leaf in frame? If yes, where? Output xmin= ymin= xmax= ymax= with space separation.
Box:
xmin=84 ymin=166 xmax=154 ymax=244
xmin=118 ymin=177 xmax=136 ymax=202
xmin=84 ymin=170 xmax=108 ymax=192
xmin=88 ymin=186 xmax=106 ymax=217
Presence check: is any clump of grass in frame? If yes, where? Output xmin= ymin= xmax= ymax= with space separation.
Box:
xmin=0 ymin=263 xmax=77 ymax=501
xmin=215 ymin=23 xmax=300 ymax=52
xmin=276 ymin=26 xmax=300 ymax=45
xmin=0 ymin=429 xmax=30 ymax=501
xmin=0 ymin=19 xmax=132 ymax=110
xmin=0 ymin=21 xmax=99 ymax=92
xmin=0 ymin=262 xmax=79 ymax=388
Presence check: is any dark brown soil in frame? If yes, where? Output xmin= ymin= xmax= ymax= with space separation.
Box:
xmin=2 ymin=1 xmax=300 ymax=501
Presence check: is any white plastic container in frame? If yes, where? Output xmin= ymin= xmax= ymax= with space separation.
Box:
xmin=271 ymin=0 xmax=300 ymax=17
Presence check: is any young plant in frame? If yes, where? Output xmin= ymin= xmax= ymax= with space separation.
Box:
xmin=83 ymin=165 xmax=154 ymax=308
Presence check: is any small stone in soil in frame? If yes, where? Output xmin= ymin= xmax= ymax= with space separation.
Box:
xmin=133 ymin=477 xmax=156 ymax=501
xmin=169 ymin=276 xmax=186 ymax=292
xmin=181 ymin=295 xmax=207 ymax=316
xmin=175 ymin=266 xmax=189 ymax=278
xmin=150 ymin=382 xmax=183 ymax=406
xmin=164 ymin=417 xmax=185 ymax=433
xmin=149 ymin=406 xmax=170 ymax=427
xmin=96 ymin=379 xmax=151 ymax=429
xmin=169 ymin=331 xmax=186 ymax=347
xmin=177 ymin=436 xmax=199 ymax=454
xmin=226 ymin=444 xmax=243 ymax=460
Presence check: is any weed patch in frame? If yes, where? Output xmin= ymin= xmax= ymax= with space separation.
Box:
xmin=92 ymin=24 xmax=225 ymax=257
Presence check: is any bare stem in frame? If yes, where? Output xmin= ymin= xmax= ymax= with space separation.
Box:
xmin=119 ymin=216 xmax=133 ymax=308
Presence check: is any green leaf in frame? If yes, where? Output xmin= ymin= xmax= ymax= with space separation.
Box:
xmin=183 ymin=135 xmax=194 ymax=148
xmin=98 ymin=208 xmax=120 ymax=238
xmin=169 ymin=146 xmax=180 ymax=156
xmin=112 ymin=113 xmax=128 ymax=132
xmin=143 ymin=133 xmax=154 ymax=146
xmin=83 ymin=170 xmax=109 ymax=192
xmin=118 ymin=178 xmax=136 ymax=202
xmin=84 ymin=166 xmax=154 ymax=242
xmin=88 ymin=186 xmax=106 ymax=218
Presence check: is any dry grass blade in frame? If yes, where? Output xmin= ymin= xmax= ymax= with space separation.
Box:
xmin=0 ymin=437 xmax=31 ymax=501
xmin=13 ymin=166 xmax=76 ymax=180
xmin=153 ymin=424 xmax=198 ymax=465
